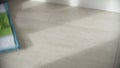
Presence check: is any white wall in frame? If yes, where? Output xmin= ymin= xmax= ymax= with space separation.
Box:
xmin=45 ymin=0 xmax=120 ymax=12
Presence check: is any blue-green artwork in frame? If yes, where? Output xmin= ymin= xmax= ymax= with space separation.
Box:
xmin=0 ymin=2 xmax=20 ymax=52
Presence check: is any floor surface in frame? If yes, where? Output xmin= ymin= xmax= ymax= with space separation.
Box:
xmin=0 ymin=0 xmax=120 ymax=68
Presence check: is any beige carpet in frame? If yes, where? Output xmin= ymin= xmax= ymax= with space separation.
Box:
xmin=0 ymin=0 xmax=120 ymax=68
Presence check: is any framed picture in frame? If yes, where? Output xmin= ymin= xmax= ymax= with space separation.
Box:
xmin=0 ymin=1 xmax=20 ymax=52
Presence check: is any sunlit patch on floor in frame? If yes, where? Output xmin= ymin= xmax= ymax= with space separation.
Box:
xmin=69 ymin=0 xmax=80 ymax=7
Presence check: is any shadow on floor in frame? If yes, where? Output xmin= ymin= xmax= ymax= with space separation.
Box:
xmin=114 ymin=38 xmax=120 ymax=68
xmin=8 ymin=0 xmax=32 ymax=49
xmin=38 ymin=39 xmax=119 ymax=68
